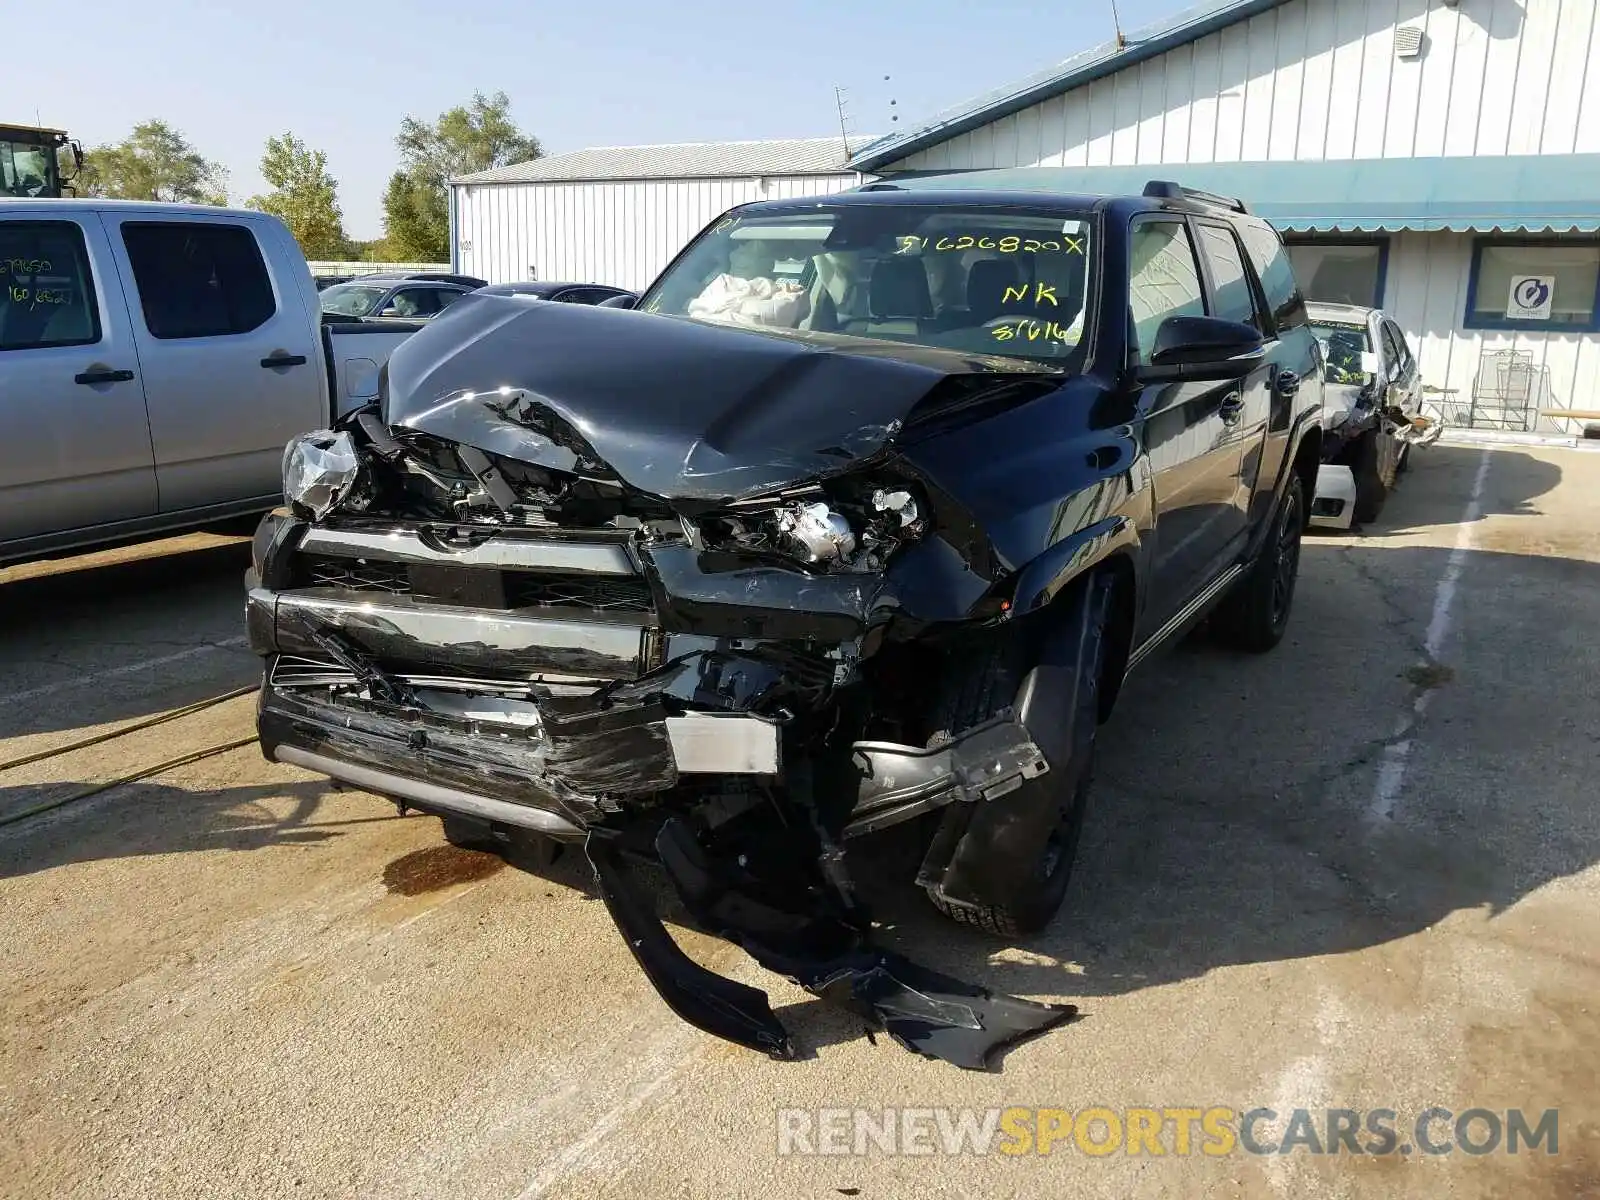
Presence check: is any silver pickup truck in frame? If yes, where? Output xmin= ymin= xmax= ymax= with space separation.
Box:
xmin=0 ymin=198 xmax=423 ymax=565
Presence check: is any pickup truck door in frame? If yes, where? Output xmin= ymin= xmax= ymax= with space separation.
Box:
xmin=1128 ymin=216 xmax=1253 ymax=639
xmin=99 ymin=212 xmax=325 ymax=513
xmin=0 ymin=210 xmax=157 ymax=544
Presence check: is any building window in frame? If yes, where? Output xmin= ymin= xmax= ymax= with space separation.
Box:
xmin=1284 ymin=239 xmax=1387 ymax=308
xmin=1464 ymin=238 xmax=1600 ymax=332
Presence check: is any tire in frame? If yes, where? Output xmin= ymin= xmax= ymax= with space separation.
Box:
xmin=1351 ymin=428 xmax=1389 ymax=524
xmin=1396 ymin=441 xmax=1412 ymax=476
xmin=1213 ymin=471 xmax=1305 ymax=654
xmin=441 ymin=814 xmax=496 ymax=851
xmin=922 ymin=574 xmax=1112 ymax=937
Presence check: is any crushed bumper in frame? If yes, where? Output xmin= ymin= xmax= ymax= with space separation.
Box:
xmin=249 ymin=513 xmax=1077 ymax=1068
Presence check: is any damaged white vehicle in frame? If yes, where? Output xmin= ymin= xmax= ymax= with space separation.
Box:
xmin=1307 ymin=302 xmax=1443 ymax=530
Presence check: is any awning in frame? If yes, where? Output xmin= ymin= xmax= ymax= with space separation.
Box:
xmin=875 ymin=155 xmax=1600 ymax=233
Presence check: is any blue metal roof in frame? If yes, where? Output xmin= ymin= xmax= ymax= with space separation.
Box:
xmin=850 ymin=0 xmax=1292 ymax=173
xmin=870 ymin=157 xmax=1600 ymax=233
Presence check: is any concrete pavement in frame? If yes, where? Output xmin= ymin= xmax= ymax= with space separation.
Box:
xmin=2 ymin=447 xmax=1596 ymax=1199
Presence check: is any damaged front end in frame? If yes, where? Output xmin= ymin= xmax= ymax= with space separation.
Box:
xmin=247 ymin=297 xmax=1080 ymax=1068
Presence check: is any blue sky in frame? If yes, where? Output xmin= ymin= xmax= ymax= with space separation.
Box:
xmin=20 ymin=0 xmax=1183 ymax=239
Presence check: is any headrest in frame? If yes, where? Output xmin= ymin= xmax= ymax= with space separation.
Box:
xmin=869 ymin=258 xmax=933 ymax=320
xmin=966 ymin=258 xmax=1022 ymax=321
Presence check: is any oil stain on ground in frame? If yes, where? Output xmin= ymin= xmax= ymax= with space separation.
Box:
xmin=383 ymin=845 xmax=504 ymax=896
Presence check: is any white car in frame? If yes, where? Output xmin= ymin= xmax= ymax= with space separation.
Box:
xmin=1307 ymin=301 xmax=1442 ymax=530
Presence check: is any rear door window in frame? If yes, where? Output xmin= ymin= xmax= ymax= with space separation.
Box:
xmin=1196 ymin=223 xmax=1262 ymax=330
xmin=385 ymin=287 xmax=447 ymax=316
xmin=120 ymin=222 xmax=276 ymax=339
xmin=0 ymin=220 xmax=101 ymax=350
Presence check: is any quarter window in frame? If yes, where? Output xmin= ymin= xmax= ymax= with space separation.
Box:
xmin=1128 ymin=219 xmax=1207 ymax=364
xmin=1239 ymin=222 xmax=1307 ymax=330
xmin=1196 ymin=224 xmax=1261 ymax=329
xmin=120 ymin=222 xmax=276 ymax=339
xmin=0 ymin=220 xmax=101 ymax=351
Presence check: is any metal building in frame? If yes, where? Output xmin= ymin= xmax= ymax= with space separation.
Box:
xmin=450 ymin=137 xmax=872 ymax=294
xmin=852 ymin=0 xmax=1600 ymax=435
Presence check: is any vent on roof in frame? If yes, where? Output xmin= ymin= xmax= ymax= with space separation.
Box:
xmin=1395 ymin=26 xmax=1424 ymax=58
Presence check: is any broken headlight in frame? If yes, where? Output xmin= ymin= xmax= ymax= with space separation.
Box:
xmin=709 ymin=483 xmax=928 ymax=573
xmin=282 ymin=429 xmax=370 ymax=520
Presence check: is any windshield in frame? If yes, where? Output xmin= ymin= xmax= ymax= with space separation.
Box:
xmin=638 ymin=204 xmax=1094 ymax=365
xmin=1 ymin=140 xmax=56 ymax=197
xmin=1310 ymin=319 xmax=1372 ymax=385
xmin=320 ymin=282 xmax=388 ymax=317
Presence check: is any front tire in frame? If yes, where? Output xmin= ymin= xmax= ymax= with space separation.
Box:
xmin=922 ymin=574 xmax=1113 ymax=937
xmin=1214 ymin=472 xmax=1305 ymax=654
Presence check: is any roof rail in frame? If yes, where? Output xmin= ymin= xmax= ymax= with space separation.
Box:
xmin=1142 ymin=180 xmax=1250 ymax=214
xmin=856 ymin=181 xmax=905 ymax=191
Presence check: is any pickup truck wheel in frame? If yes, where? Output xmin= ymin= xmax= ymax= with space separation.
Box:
xmin=1351 ymin=429 xmax=1389 ymax=524
xmin=1214 ymin=472 xmax=1304 ymax=654
xmin=921 ymin=575 xmax=1111 ymax=937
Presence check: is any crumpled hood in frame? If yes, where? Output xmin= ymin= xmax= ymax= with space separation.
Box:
xmin=380 ymin=293 xmax=1057 ymax=503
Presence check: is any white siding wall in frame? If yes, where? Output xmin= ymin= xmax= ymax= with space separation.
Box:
xmin=453 ymin=173 xmax=860 ymax=291
xmin=1380 ymin=232 xmax=1600 ymax=432
xmin=894 ymin=0 xmax=1600 ymax=172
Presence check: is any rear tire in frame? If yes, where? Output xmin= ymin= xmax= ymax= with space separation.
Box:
xmin=922 ymin=574 xmax=1112 ymax=937
xmin=1214 ymin=472 xmax=1305 ymax=654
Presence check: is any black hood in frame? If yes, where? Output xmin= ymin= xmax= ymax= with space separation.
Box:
xmin=380 ymin=294 xmax=1058 ymax=503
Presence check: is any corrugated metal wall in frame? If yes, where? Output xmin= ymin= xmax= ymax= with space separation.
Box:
xmin=893 ymin=0 xmax=1600 ymax=171
xmin=453 ymin=174 xmax=861 ymax=291
xmin=1384 ymin=232 xmax=1600 ymax=433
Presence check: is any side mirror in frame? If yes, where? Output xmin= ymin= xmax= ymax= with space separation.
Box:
xmin=598 ymin=293 xmax=639 ymax=309
xmin=1136 ymin=315 xmax=1265 ymax=383
xmin=378 ymin=306 xmax=402 ymax=317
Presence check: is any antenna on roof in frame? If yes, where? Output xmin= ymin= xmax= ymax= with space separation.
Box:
xmin=1110 ymin=0 xmax=1127 ymax=47
xmin=834 ymin=85 xmax=853 ymax=161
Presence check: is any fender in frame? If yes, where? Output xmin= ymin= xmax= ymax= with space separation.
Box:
xmin=1006 ymin=514 xmax=1143 ymax=619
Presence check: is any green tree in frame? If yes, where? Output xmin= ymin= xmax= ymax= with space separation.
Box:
xmin=380 ymin=91 xmax=539 ymax=261
xmin=246 ymin=133 xmax=349 ymax=258
xmin=77 ymin=120 xmax=228 ymax=205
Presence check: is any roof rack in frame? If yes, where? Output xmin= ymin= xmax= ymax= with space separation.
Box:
xmin=1142 ymin=180 xmax=1250 ymax=214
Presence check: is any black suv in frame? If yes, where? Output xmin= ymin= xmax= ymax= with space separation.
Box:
xmin=250 ymin=178 xmax=1325 ymax=1067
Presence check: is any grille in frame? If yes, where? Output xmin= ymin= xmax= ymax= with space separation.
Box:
xmin=506 ymin=573 xmax=653 ymax=613
xmin=303 ymin=557 xmax=411 ymax=594
xmin=296 ymin=555 xmax=653 ymax=613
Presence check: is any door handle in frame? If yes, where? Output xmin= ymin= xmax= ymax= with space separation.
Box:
xmin=1219 ymin=390 xmax=1243 ymax=422
xmin=1277 ymin=370 xmax=1301 ymax=397
xmin=260 ymin=353 xmax=308 ymax=369
xmin=74 ymin=368 xmax=135 ymax=385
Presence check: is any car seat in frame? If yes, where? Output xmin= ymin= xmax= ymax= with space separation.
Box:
xmin=845 ymin=258 xmax=933 ymax=336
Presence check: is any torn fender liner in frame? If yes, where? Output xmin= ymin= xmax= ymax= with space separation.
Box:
xmin=590 ymin=818 xmax=1079 ymax=1070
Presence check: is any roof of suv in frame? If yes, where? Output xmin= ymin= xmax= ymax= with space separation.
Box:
xmin=731 ymin=174 xmax=1258 ymax=223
